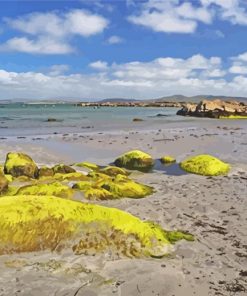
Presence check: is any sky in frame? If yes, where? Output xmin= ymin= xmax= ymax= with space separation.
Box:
xmin=0 ymin=0 xmax=247 ymax=100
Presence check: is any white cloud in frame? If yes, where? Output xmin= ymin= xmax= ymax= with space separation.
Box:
xmin=128 ymin=0 xmax=213 ymax=34
xmin=0 ymin=9 xmax=108 ymax=54
xmin=201 ymin=0 xmax=247 ymax=25
xmin=128 ymin=0 xmax=247 ymax=34
xmin=107 ymin=35 xmax=124 ymax=44
xmin=48 ymin=64 xmax=70 ymax=76
xmin=0 ymin=36 xmax=74 ymax=54
xmin=89 ymin=60 xmax=108 ymax=70
xmin=229 ymin=51 xmax=247 ymax=74
xmin=1 ymin=53 xmax=247 ymax=100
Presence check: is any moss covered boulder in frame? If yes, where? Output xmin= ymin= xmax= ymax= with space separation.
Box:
xmin=38 ymin=166 xmax=54 ymax=178
xmin=114 ymin=150 xmax=154 ymax=172
xmin=97 ymin=174 xmax=154 ymax=199
xmin=4 ymin=152 xmax=38 ymax=178
xmin=72 ymin=180 xmax=93 ymax=191
xmin=180 ymin=154 xmax=230 ymax=176
xmin=15 ymin=182 xmax=73 ymax=199
xmin=74 ymin=162 xmax=99 ymax=171
xmin=54 ymin=172 xmax=89 ymax=182
xmin=160 ymin=156 xmax=176 ymax=164
xmin=84 ymin=187 xmax=114 ymax=200
xmin=0 ymin=171 xmax=8 ymax=194
xmin=0 ymin=195 xmax=193 ymax=257
xmin=100 ymin=166 xmax=129 ymax=177
xmin=53 ymin=164 xmax=76 ymax=174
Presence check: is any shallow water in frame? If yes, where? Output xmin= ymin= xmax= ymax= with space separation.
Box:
xmin=0 ymin=103 xmax=196 ymax=136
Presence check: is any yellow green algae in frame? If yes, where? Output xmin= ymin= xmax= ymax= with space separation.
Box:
xmin=15 ymin=182 xmax=73 ymax=199
xmin=100 ymin=166 xmax=129 ymax=177
xmin=84 ymin=188 xmax=114 ymax=200
xmin=180 ymin=154 xmax=230 ymax=176
xmin=0 ymin=170 xmax=8 ymax=194
xmin=54 ymin=172 xmax=89 ymax=182
xmin=4 ymin=152 xmax=38 ymax=178
xmin=53 ymin=164 xmax=76 ymax=174
xmin=114 ymin=150 xmax=154 ymax=172
xmin=73 ymin=173 xmax=154 ymax=200
xmin=160 ymin=156 xmax=176 ymax=164
xmin=219 ymin=115 xmax=247 ymax=119
xmin=4 ymin=174 xmax=13 ymax=183
xmin=72 ymin=180 xmax=94 ymax=191
xmin=96 ymin=174 xmax=154 ymax=199
xmin=74 ymin=162 xmax=99 ymax=171
xmin=0 ymin=195 xmax=193 ymax=257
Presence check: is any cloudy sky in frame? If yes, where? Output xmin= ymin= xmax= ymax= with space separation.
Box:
xmin=1 ymin=0 xmax=247 ymax=100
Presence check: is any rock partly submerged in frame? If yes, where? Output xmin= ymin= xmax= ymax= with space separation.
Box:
xmin=4 ymin=152 xmax=39 ymax=178
xmin=114 ymin=150 xmax=154 ymax=172
xmin=160 ymin=155 xmax=176 ymax=164
xmin=0 ymin=195 xmax=193 ymax=257
xmin=177 ymin=99 xmax=247 ymax=119
xmin=180 ymin=154 xmax=230 ymax=176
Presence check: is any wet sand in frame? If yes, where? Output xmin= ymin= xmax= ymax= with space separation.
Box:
xmin=0 ymin=119 xmax=246 ymax=295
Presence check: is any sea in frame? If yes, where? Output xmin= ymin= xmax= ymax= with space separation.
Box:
xmin=0 ymin=103 xmax=201 ymax=137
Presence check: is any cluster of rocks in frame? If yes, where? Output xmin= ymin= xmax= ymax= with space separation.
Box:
xmin=75 ymin=101 xmax=183 ymax=108
xmin=177 ymin=99 xmax=247 ymax=118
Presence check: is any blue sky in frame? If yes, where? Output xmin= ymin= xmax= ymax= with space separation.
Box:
xmin=1 ymin=0 xmax=247 ymax=100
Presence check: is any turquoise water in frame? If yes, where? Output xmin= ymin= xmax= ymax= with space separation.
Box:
xmin=0 ymin=103 xmax=189 ymax=137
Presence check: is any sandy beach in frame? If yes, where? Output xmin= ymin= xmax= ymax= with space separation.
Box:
xmin=0 ymin=118 xmax=246 ymax=296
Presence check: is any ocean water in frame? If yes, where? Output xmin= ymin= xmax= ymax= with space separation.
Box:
xmin=0 ymin=103 xmax=195 ymax=137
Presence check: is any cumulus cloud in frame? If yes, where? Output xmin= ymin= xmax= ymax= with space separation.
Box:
xmin=89 ymin=60 xmax=108 ymax=70
xmin=128 ymin=0 xmax=247 ymax=34
xmin=107 ymin=35 xmax=124 ymax=44
xmin=229 ymin=51 xmax=247 ymax=74
xmin=128 ymin=0 xmax=213 ymax=34
xmin=0 ymin=53 xmax=247 ymax=100
xmin=0 ymin=9 xmax=108 ymax=54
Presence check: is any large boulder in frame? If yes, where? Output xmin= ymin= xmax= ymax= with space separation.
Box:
xmin=0 ymin=171 xmax=8 ymax=194
xmin=114 ymin=150 xmax=154 ymax=172
xmin=0 ymin=195 xmax=193 ymax=257
xmin=180 ymin=154 xmax=230 ymax=176
xmin=4 ymin=152 xmax=38 ymax=178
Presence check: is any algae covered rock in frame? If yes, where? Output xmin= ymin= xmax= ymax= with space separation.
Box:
xmin=38 ymin=166 xmax=54 ymax=178
xmin=84 ymin=187 xmax=114 ymax=200
xmin=74 ymin=162 xmax=99 ymax=171
xmin=180 ymin=154 xmax=230 ymax=176
xmin=4 ymin=152 xmax=38 ymax=178
xmin=54 ymin=172 xmax=89 ymax=182
xmin=100 ymin=166 xmax=129 ymax=177
xmin=53 ymin=164 xmax=76 ymax=174
xmin=15 ymin=182 xmax=73 ymax=199
xmin=160 ymin=156 xmax=176 ymax=164
xmin=114 ymin=150 xmax=154 ymax=172
xmin=97 ymin=174 xmax=154 ymax=199
xmin=0 ymin=195 xmax=193 ymax=257
xmin=0 ymin=171 xmax=8 ymax=194
xmin=72 ymin=180 xmax=93 ymax=191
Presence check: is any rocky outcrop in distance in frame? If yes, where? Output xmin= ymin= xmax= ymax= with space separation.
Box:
xmin=74 ymin=101 xmax=183 ymax=108
xmin=177 ymin=99 xmax=247 ymax=119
